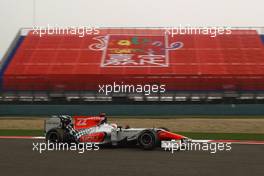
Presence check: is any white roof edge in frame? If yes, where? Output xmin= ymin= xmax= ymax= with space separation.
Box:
xmin=20 ymin=28 xmax=32 ymax=36
xmin=230 ymin=26 xmax=264 ymax=34
xmin=99 ymin=26 xmax=264 ymax=34
xmin=18 ymin=27 xmax=264 ymax=36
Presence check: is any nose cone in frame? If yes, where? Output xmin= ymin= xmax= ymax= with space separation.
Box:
xmin=157 ymin=130 xmax=187 ymax=141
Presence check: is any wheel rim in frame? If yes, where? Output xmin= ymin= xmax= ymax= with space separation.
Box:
xmin=141 ymin=133 xmax=153 ymax=145
xmin=49 ymin=132 xmax=59 ymax=142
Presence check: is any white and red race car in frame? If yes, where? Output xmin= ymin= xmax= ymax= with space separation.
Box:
xmin=45 ymin=114 xmax=191 ymax=150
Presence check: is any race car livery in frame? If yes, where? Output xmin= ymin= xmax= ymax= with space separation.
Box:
xmin=45 ymin=115 xmax=190 ymax=150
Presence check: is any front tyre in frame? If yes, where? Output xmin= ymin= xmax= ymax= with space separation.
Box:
xmin=138 ymin=130 xmax=158 ymax=150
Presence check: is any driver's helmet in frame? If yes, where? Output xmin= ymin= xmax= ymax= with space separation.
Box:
xmin=110 ymin=123 xmax=117 ymax=128
xmin=60 ymin=115 xmax=72 ymax=125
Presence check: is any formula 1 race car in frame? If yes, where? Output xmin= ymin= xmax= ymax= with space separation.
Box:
xmin=44 ymin=114 xmax=191 ymax=150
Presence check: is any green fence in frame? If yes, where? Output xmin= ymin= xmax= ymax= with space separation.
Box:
xmin=0 ymin=104 xmax=264 ymax=116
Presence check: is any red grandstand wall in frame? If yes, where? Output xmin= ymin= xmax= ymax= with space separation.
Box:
xmin=1 ymin=28 xmax=264 ymax=91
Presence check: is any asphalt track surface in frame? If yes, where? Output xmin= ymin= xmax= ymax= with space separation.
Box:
xmin=0 ymin=139 xmax=263 ymax=176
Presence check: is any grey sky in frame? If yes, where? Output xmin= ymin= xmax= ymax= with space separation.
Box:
xmin=0 ymin=0 xmax=263 ymax=60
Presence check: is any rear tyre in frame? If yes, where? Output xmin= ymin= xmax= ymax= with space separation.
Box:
xmin=46 ymin=129 xmax=63 ymax=143
xmin=138 ymin=130 xmax=158 ymax=150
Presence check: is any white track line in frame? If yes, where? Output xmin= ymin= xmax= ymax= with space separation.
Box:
xmin=0 ymin=136 xmax=45 ymax=139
